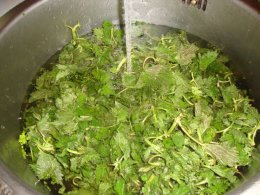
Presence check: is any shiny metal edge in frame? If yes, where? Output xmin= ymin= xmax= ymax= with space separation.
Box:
xmin=0 ymin=0 xmax=43 ymax=34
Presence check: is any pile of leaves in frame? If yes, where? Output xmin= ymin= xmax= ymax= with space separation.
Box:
xmin=19 ymin=21 xmax=260 ymax=194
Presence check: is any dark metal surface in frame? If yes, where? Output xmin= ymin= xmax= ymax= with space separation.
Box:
xmin=240 ymin=0 xmax=260 ymax=12
xmin=0 ymin=161 xmax=41 ymax=195
xmin=0 ymin=0 xmax=24 ymax=17
xmin=0 ymin=0 xmax=259 ymax=194
xmin=0 ymin=0 xmax=40 ymax=29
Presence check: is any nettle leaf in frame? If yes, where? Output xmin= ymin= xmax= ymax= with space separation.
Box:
xmin=135 ymin=71 xmax=155 ymax=89
xmin=202 ymin=76 xmax=221 ymax=100
xmin=95 ymin=164 xmax=109 ymax=184
xmin=29 ymin=89 xmax=55 ymax=103
xmin=221 ymin=85 xmax=240 ymax=104
xmin=172 ymin=71 xmax=190 ymax=97
xmin=207 ymin=55 xmax=230 ymax=74
xmin=19 ymin=131 xmax=27 ymax=145
xmin=93 ymin=28 xmax=104 ymax=42
xmin=99 ymin=182 xmax=112 ymax=194
xmin=114 ymin=131 xmax=131 ymax=159
xmin=199 ymin=51 xmax=218 ymax=71
xmin=204 ymin=143 xmax=239 ymax=166
xmin=192 ymin=86 xmax=203 ymax=98
xmin=102 ymin=21 xmax=113 ymax=44
xmin=172 ymin=132 xmax=185 ymax=148
xmin=114 ymin=178 xmax=126 ymax=195
xmin=55 ymin=64 xmax=78 ymax=81
xmin=172 ymin=184 xmax=191 ymax=195
xmin=122 ymin=72 xmax=137 ymax=87
xmin=100 ymin=83 xmax=115 ymax=96
xmin=175 ymin=44 xmax=198 ymax=66
xmin=92 ymin=69 xmax=111 ymax=83
xmin=209 ymin=165 xmax=237 ymax=183
xmin=113 ymin=101 xmax=129 ymax=123
xmin=35 ymin=151 xmax=63 ymax=184
xmin=202 ymin=128 xmax=216 ymax=143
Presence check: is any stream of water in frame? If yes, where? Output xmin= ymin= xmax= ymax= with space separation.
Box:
xmin=123 ymin=0 xmax=132 ymax=72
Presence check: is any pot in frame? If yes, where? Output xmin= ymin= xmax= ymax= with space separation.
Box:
xmin=0 ymin=0 xmax=259 ymax=194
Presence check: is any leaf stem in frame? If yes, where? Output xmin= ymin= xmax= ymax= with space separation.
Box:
xmin=190 ymin=72 xmax=197 ymax=86
xmin=67 ymin=148 xmax=84 ymax=155
xmin=144 ymin=137 xmax=162 ymax=153
xmin=148 ymin=154 xmax=166 ymax=166
xmin=142 ymin=56 xmax=156 ymax=70
xmin=183 ymin=95 xmax=194 ymax=106
xmin=216 ymin=123 xmax=233 ymax=134
xmin=72 ymin=176 xmax=82 ymax=186
xmin=217 ymin=78 xmax=231 ymax=88
xmin=66 ymin=22 xmax=80 ymax=44
xmin=116 ymin=57 xmax=127 ymax=73
xmin=142 ymin=112 xmax=152 ymax=124
xmin=166 ymin=114 xmax=183 ymax=136
xmin=177 ymin=120 xmax=203 ymax=146
xmin=250 ymin=123 xmax=260 ymax=146
xmin=151 ymin=106 xmax=158 ymax=123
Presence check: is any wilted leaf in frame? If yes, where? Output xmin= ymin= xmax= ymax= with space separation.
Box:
xmin=204 ymin=143 xmax=239 ymax=166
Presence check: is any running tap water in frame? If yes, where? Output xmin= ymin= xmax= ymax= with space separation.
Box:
xmin=123 ymin=0 xmax=132 ymax=72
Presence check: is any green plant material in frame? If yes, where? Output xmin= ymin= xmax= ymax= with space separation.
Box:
xmin=199 ymin=51 xmax=218 ymax=71
xmin=19 ymin=21 xmax=260 ymax=194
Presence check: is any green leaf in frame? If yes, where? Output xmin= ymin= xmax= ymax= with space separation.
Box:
xmin=221 ymin=85 xmax=240 ymax=105
xmin=114 ymin=131 xmax=130 ymax=159
xmin=29 ymin=89 xmax=55 ymax=103
xmin=199 ymin=51 xmax=218 ymax=71
xmin=100 ymin=83 xmax=115 ymax=96
xmin=92 ymin=69 xmax=111 ymax=83
xmin=209 ymin=165 xmax=237 ymax=183
xmin=19 ymin=132 xmax=27 ymax=145
xmin=99 ymin=182 xmax=112 ymax=194
xmin=114 ymin=178 xmax=125 ymax=195
xmin=113 ymin=102 xmax=129 ymax=123
xmin=202 ymin=128 xmax=216 ymax=143
xmin=175 ymin=44 xmax=198 ymax=65
xmin=93 ymin=28 xmax=104 ymax=42
xmin=122 ymin=72 xmax=137 ymax=87
xmin=192 ymin=86 xmax=203 ymax=98
xmin=172 ymin=132 xmax=185 ymax=148
xmin=172 ymin=184 xmax=191 ymax=195
xmin=34 ymin=151 xmax=63 ymax=184
xmin=95 ymin=164 xmax=108 ymax=184
xmin=204 ymin=143 xmax=239 ymax=166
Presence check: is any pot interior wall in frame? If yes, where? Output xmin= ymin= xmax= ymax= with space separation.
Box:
xmin=0 ymin=0 xmax=259 ymax=194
